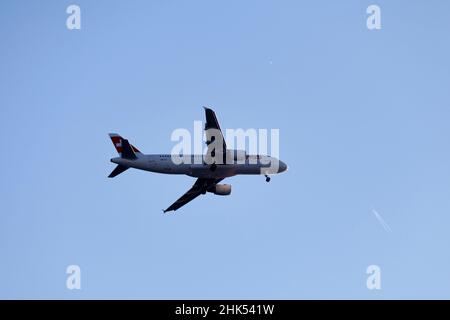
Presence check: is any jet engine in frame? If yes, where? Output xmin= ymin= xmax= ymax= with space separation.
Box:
xmin=208 ymin=184 xmax=232 ymax=196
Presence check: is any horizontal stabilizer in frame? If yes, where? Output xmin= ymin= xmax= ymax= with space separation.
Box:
xmin=108 ymin=165 xmax=129 ymax=178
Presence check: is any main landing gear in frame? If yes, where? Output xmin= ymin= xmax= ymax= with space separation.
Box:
xmin=265 ymin=175 xmax=271 ymax=182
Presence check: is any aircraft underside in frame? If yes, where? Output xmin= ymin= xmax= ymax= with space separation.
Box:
xmin=108 ymin=107 xmax=287 ymax=212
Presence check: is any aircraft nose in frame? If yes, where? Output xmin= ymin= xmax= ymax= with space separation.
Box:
xmin=278 ymin=161 xmax=288 ymax=173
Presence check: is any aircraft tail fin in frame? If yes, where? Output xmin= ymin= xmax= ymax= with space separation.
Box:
xmin=108 ymin=164 xmax=129 ymax=178
xmin=120 ymin=139 xmax=137 ymax=160
xmin=108 ymin=133 xmax=142 ymax=157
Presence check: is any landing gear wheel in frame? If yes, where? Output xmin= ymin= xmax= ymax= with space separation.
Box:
xmin=265 ymin=175 xmax=271 ymax=182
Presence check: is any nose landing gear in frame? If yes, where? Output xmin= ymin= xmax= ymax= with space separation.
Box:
xmin=265 ymin=175 xmax=271 ymax=182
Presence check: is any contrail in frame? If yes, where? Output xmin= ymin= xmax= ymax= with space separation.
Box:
xmin=372 ymin=209 xmax=392 ymax=233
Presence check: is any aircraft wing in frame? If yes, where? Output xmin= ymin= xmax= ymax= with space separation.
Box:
xmin=204 ymin=107 xmax=227 ymax=164
xmin=163 ymin=178 xmax=223 ymax=213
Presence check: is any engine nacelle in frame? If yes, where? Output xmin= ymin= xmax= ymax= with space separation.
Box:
xmin=208 ymin=184 xmax=232 ymax=196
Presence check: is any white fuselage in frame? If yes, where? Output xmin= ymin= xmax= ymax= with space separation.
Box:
xmin=111 ymin=154 xmax=288 ymax=179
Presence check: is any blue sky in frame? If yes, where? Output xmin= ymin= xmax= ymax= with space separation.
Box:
xmin=1 ymin=0 xmax=450 ymax=299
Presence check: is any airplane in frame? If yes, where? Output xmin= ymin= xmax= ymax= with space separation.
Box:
xmin=108 ymin=107 xmax=288 ymax=213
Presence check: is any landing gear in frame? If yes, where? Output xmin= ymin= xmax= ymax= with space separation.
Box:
xmin=265 ymin=175 xmax=271 ymax=182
